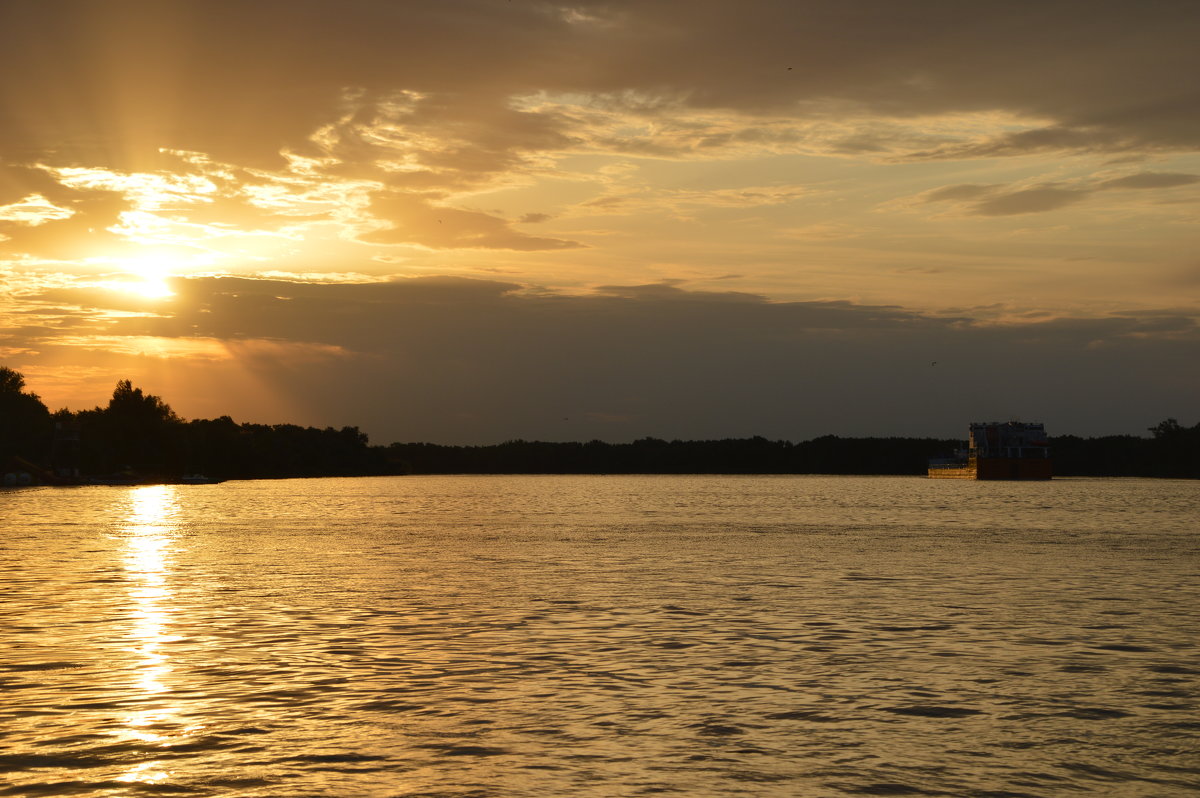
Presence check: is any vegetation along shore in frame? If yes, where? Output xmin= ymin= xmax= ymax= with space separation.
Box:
xmin=2 ymin=367 xmax=1197 ymax=483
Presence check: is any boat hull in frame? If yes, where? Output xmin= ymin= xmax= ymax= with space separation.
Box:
xmin=927 ymin=464 xmax=975 ymax=479
xmin=928 ymin=457 xmax=1052 ymax=480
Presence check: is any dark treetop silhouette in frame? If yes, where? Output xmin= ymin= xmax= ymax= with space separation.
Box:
xmin=2 ymin=368 xmax=1197 ymax=482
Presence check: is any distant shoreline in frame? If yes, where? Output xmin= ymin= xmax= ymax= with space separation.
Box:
xmin=6 ymin=429 xmax=1199 ymax=484
xmin=4 ymin=370 xmax=1197 ymax=483
xmin=5 ymin=472 xmax=1195 ymax=491
xmin=9 ymin=432 xmax=1196 ymax=485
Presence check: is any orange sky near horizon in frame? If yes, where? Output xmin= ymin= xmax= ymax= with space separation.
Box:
xmin=1 ymin=1 xmax=1197 ymax=444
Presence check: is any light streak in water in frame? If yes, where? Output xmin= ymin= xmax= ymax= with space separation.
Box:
xmin=116 ymin=484 xmax=184 ymax=785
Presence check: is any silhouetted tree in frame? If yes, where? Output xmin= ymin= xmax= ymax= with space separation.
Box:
xmin=0 ymin=366 xmax=27 ymax=394
xmin=0 ymin=366 xmax=52 ymax=465
xmin=1145 ymin=417 xmax=1200 ymax=478
xmin=1149 ymin=418 xmax=1184 ymax=438
xmin=75 ymin=380 xmax=184 ymax=475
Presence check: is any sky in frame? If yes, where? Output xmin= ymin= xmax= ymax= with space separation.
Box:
xmin=1 ymin=0 xmax=1197 ymax=444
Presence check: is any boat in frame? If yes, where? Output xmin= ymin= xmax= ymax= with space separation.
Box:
xmin=2 ymin=455 xmax=82 ymax=486
xmin=86 ymin=473 xmax=226 ymax=486
xmin=928 ymin=421 xmax=1052 ymax=480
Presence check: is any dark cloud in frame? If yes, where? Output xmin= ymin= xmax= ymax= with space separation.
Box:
xmin=1097 ymin=172 xmax=1200 ymax=190
xmin=1 ymin=0 xmax=1197 ymax=177
xmin=591 ymin=282 xmax=767 ymax=303
xmin=921 ymin=170 xmax=1199 ymax=216
xmin=921 ymin=182 xmax=1090 ymax=216
xmin=911 ymin=126 xmax=1127 ymax=160
xmin=11 ymin=276 xmax=1197 ymax=443
xmin=3 ymin=2 xmax=1198 ymax=441
xmin=923 ymin=184 xmax=997 ymax=203
xmin=972 ymin=186 xmax=1090 ymax=216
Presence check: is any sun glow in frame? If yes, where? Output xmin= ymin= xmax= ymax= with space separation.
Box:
xmin=115 ymin=277 xmax=175 ymax=299
xmin=94 ymin=253 xmax=181 ymax=299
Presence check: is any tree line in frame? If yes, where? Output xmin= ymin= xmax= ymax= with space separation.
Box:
xmin=2 ymin=366 xmax=1197 ymax=481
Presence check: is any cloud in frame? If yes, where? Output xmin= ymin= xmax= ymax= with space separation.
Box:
xmin=0 ymin=194 xmax=75 ymax=226
xmin=566 ymin=183 xmax=814 ymax=226
xmin=0 ymin=186 xmax=132 ymax=260
xmin=778 ymin=223 xmax=865 ymax=241
xmin=0 ymin=3 xmax=1194 ymax=301
xmin=909 ymin=126 xmax=1127 ymax=160
xmin=918 ymin=171 xmax=1200 ymax=216
xmin=2 ymin=3 xmax=1198 ymax=441
xmin=923 ymin=184 xmax=998 ymax=203
xmin=1097 ymin=172 xmax=1200 ymax=190
xmin=2 ymin=1 xmax=1197 ymax=183
xmin=591 ymin=282 xmax=768 ymax=304
xmin=917 ymin=182 xmax=1089 ymax=216
xmin=7 ymin=275 xmax=1196 ymax=443
xmin=972 ymin=187 xmax=1090 ymax=216
xmin=360 ymin=191 xmax=583 ymax=250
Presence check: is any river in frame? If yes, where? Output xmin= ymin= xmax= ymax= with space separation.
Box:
xmin=1 ymin=475 xmax=1197 ymax=796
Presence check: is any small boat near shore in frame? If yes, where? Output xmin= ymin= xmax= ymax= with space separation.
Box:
xmin=85 ymin=473 xmax=225 ymax=486
xmin=179 ymin=474 xmax=223 ymax=484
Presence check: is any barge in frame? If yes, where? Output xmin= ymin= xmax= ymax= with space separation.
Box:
xmin=928 ymin=421 xmax=1052 ymax=480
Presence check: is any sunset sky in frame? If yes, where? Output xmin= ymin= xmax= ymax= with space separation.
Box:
xmin=1 ymin=0 xmax=1197 ymax=444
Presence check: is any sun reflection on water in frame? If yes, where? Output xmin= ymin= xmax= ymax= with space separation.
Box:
xmin=117 ymin=485 xmax=184 ymax=784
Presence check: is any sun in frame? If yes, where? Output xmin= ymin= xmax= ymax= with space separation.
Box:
xmin=124 ymin=277 xmax=176 ymax=300
xmin=129 ymin=254 xmax=178 ymax=295
xmin=102 ymin=253 xmax=180 ymax=299
xmin=107 ymin=276 xmax=174 ymax=300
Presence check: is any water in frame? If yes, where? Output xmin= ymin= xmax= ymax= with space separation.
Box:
xmin=1 ymin=475 xmax=1197 ymax=796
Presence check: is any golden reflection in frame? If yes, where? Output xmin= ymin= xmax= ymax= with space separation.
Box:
xmin=117 ymin=484 xmax=183 ymax=784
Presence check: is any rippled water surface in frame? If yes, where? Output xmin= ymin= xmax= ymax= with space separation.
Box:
xmin=2 ymin=475 xmax=1198 ymax=796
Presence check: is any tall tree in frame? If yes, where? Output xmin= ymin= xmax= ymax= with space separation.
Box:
xmin=0 ymin=366 xmax=27 ymax=394
xmin=107 ymin=379 xmax=179 ymax=425
xmin=78 ymin=380 xmax=183 ymax=475
xmin=0 ymin=366 xmax=52 ymax=465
